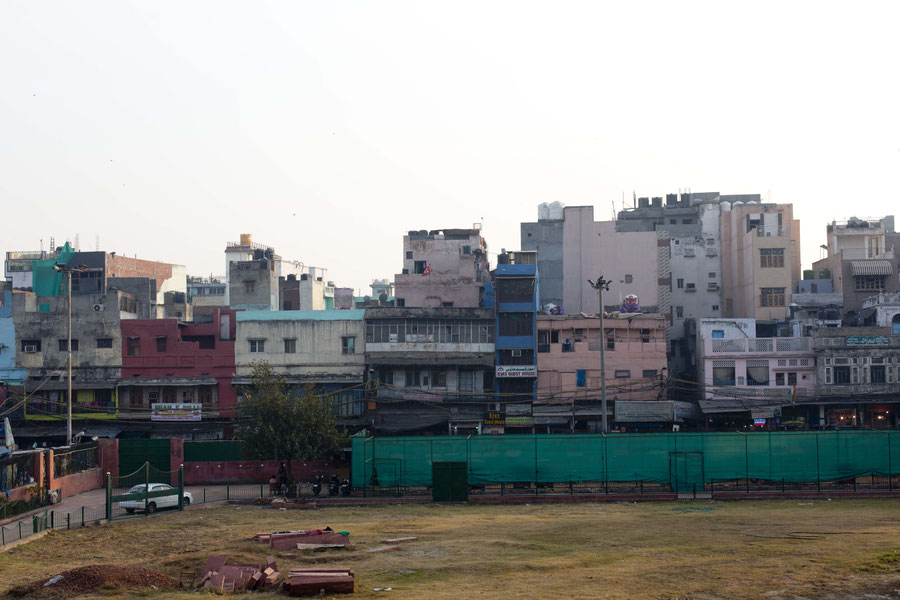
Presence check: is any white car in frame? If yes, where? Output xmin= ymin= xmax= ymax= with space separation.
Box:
xmin=119 ymin=483 xmax=193 ymax=514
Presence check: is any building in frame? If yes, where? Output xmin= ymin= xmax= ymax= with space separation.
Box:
xmin=5 ymin=247 xmax=61 ymax=290
xmin=695 ymin=318 xmax=815 ymax=429
xmin=119 ymin=309 xmax=237 ymax=438
xmin=719 ymin=201 xmax=801 ymax=323
xmin=228 ymin=254 xmax=278 ymax=311
xmin=536 ymin=313 xmax=668 ymax=432
xmin=234 ymin=310 xmax=366 ymax=427
xmin=811 ymin=216 xmax=899 ymax=324
xmin=492 ymin=252 xmax=539 ymax=433
xmin=0 ymin=283 xmax=27 ymax=417
xmin=784 ymin=278 xmax=842 ymax=337
xmin=187 ymin=276 xmax=227 ymax=309
xmin=365 ymin=306 xmax=495 ymax=434
xmin=393 ymin=228 xmax=490 ymax=308
xmin=279 ymin=274 xmax=336 ymax=311
xmin=859 ymin=292 xmax=900 ymax=333
xmin=521 ymin=204 xmax=668 ymax=316
xmin=13 ymin=290 xmax=137 ymax=435
xmin=814 ymin=327 xmax=900 ymax=429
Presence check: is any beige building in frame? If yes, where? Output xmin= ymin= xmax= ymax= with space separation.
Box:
xmin=720 ymin=201 xmax=800 ymax=321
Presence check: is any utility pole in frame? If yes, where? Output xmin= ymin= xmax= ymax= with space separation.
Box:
xmin=588 ymin=276 xmax=611 ymax=433
xmin=53 ymin=262 xmax=85 ymax=446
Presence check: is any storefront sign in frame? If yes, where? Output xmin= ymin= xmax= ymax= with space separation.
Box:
xmin=847 ymin=335 xmax=890 ymax=346
xmin=483 ymin=411 xmax=506 ymax=426
xmin=151 ymin=403 xmax=202 ymax=422
xmin=614 ymin=401 xmax=675 ymax=422
xmin=496 ymin=365 xmax=537 ymax=378
xmin=506 ymin=403 xmax=532 ymax=416
xmin=750 ymin=408 xmax=778 ymax=419
xmin=505 ymin=416 xmax=535 ymax=427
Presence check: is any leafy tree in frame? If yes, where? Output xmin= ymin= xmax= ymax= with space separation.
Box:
xmin=236 ymin=362 xmax=344 ymax=482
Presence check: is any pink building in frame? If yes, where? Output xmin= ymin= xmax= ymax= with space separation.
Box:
xmin=536 ymin=314 xmax=667 ymax=431
xmin=698 ymin=333 xmax=815 ymax=428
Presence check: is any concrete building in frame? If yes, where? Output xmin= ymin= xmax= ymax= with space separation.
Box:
xmin=536 ymin=313 xmax=668 ymax=432
xmin=521 ymin=204 xmax=667 ymax=316
xmin=223 ymin=234 xmax=326 ymax=306
xmin=695 ymin=318 xmax=815 ymax=429
xmin=814 ymin=327 xmax=900 ymax=428
xmin=365 ymin=306 xmax=495 ymax=434
xmin=5 ymin=248 xmax=61 ymax=290
xmin=0 ymin=283 xmax=27 ymax=417
xmin=393 ymin=228 xmax=490 ymax=308
xmin=235 ymin=310 xmax=366 ymax=426
xmin=229 ymin=255 xmax=278 ymax=311
xmin=13 ymin=290 xmax=138 ymax=433
xmin=187 ymin=276 xmax=227 ymax=309
xmin=492 ymin=253 xmax=539 ymax=433
xmin=811 ymin=216 xmax=899 ymax=324
xmin=859 ymin=292 xmax=900 ymax=333
xmin=279 ymin=274 xmax=335 ymax=311
xmin=720 ymin=201 xmax=801 ymax=322
xmin=119 ymin=309 xmax=237 ymax=438
xmin=784 ymin=278 xmax=843 ymax=337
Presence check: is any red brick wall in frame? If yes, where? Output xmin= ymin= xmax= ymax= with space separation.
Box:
xmin=184 ymin=459 xmax=347 ymax=485
xmin=105 ymin=254 xmax=174 ymax=293
xmin=98 ymin=438 xmax=119 ymax=478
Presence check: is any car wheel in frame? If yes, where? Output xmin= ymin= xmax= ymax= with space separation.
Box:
xmin=183 ymin=497 xmax=191 ymax=507
xmin=146 ymin=502 xmax=157 ymax=514
xmin=125 ymin=508 xmax=135 ymax=515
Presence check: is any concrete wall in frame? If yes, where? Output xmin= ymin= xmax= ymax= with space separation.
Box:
xmin=521 ymin=219 xmax=564 ymax=308
xmin=184 ymin=459 xmax=343 ymax=484
xmin=394 ymin=230 xmax=489 ymax=308
xmin=105 ymin=254 xmax=184 ymax=305
xmin=229 ymin=260 xmax=278 ymax=310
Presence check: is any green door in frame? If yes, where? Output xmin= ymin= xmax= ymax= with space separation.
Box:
xmin=670 ymin=452 xmax=704 ymax=493
xmin=432 ymin=461 xmax=468 ymax=502
xmin=118 ymin=439 xmax=171 ymax=478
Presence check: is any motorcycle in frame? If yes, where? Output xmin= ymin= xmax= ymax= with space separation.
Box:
xmin=340 ymin=478 xmax=351 ymax=497
xmin=328 ymin=475 xmax=340 ymax=497
xmin=312 ymin=475 xmax=322 ymax=497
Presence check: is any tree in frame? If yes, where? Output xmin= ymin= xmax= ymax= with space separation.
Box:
xmin=236 ymin=362 xmax=345 ymax=483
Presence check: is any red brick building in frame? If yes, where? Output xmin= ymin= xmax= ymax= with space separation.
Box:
xmin=119 ymin=309 xmax=237 ymax=438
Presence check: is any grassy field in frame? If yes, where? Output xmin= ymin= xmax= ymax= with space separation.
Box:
xmin=3 ymin=499 xmax=900 ymax=599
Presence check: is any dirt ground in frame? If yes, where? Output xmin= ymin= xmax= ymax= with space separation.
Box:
xmin=3 ymin=499 xmax=900 ymax=599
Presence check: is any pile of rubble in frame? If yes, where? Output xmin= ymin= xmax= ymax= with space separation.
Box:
xmin=270 ymin=498 xmax=317 ymax=510
xmin=12 ymin=565 xmax=178 ymax=598
xmin=199 ymin=555 xmax=281 ymax=593
xmin=255 ymin=527 xmax=351 ymax=550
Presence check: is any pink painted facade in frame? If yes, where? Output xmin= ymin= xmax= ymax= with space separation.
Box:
xmin=536 ymin=314 xmax=667 ymax=402
xmin=700 ymin=336 xmax=815 ymax=402
xmin=120 ymin=309 xmax=237 ymax=420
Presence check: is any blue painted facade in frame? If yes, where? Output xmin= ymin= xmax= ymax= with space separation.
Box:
xmin=0 ymin=289 xmax=27 ymax=418
xmin=494 ymin=264 xmax=540 ymax=412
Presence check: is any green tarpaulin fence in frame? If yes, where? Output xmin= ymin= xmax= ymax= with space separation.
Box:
xmin=351 ymin=431 xmax=900 ymax=488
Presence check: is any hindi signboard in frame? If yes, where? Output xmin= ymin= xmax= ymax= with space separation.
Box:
xmin=151 ymin=403 xmax=202 ymax=422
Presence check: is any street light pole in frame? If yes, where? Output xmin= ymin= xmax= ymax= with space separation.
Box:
xmin=588 ymin=276 xmax=611 ymax=434
xmin=67 ymin=269 xmax=72 ymax=445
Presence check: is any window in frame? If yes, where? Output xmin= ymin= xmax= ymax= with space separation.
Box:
xmin=760 ymin=248 xmax=785 ymax=268
xmin=760 ymin=288 xmax=785 ymax=307
xmin=615 ymin=370 xmax=631 ymax=378
xmin=342 ymin=336 xmax=355 ymax=354
xmin=871 ymin=365 xmax=886 ymax=384
xmin=458 ymin=369 xmax=474 ymax=392
xmin=855 ymin=275 xmax=886 ymax=291
xmin=244 ymin=280 xmax=256 ymax=294
xmin=641 ymin=329 xmax=650 ymax=343
xmin=677 ymin=279 xmax=684 ymax=289
xmin=96 ymin=338 xmax=113 ymax=349
xmin=642 ymin=370 xmax=658 ymax=378
xmin=58 ymin=339 xmax=79 ymax=351
xmin=284 ymin=338 xmax=296 ymax=353
xmin=669 ymin=219 xmax=676 ymax=225
xmin=576 ymin=369 xmax=587 ymax=387
xmin=706 ymin=238 xmax=715 ymax=246
xmin=145 ymin=391 xmax=159 ymax=406
xmin=712 ymin=361 xmax=735 ymax=386
xmin=497 ymin=278 xmax=535 ymax=303
xmin=413 ymin=261 xmax=427 ymax=274
xmin=376 ymin=368 xmax=394 ymax=385
xmin=405 ymin=369 xmax=420 ymax=387
xmin=787 ymin=372 xmax=797 ymax=385
xmin=712 ymin=305 xmax=720 ymax=311
xmin=833 ymin=366 xmax=851 ymax=384
xmin=127 ymin=337 xmax=140 ymax=356
xmin=21 ymin=339 xmax=41 ymax=352
xmin=163 ymin=388 xmax=176 ymax=403
xmin=676 ymin=306 xmax=684 ymax=319
xmin=682 ymin=218 xmax=693 ymax=224
xmin=685 ymin=283 xmax=696 ymax=291
xmin=775 ymin=372 xmax=785 ymax=386
xmin=405 ymin=251 xmax=413 ymax=259
xmin=893 ymin=315 xmax=900 ymax=336
xmin=249 ymin=339 xmax=265 ymax=353
xmin=199 ymin=387 xmax=213 ymax=406
xmin=431 ymin=370 xmax=447 ymax=388
xmin=624 ymin=274 xmax=633 ymax=284
xmin=746 ymin=360 xmax=770 ymax=386
xmin=182 ymin=390 xmax=194 ymax=402
xmin=499 ymin=313 xmax=533 ymax=336
xmin=156 ymin=336 xmax=167 ymax=353
xmin=606 ymin=336 xmax=615 ymax=350
xmin=709 ymin=272 xmax=716 ymax=278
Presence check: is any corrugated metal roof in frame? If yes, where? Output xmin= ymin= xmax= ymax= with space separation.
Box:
xmin=237 ymin=309 xmax=365 ymax=322
xmin=850 ymin=260 xmax=893 ymax=276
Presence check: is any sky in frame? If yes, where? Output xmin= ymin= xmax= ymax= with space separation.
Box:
xmin=2 ymin=1 xmax=899 ymax=294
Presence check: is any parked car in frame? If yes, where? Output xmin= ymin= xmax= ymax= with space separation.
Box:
xmin=119 ymin=483 xmax=192 ymax=514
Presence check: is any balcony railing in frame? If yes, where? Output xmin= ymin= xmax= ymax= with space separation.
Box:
xmin=708 ymin=337 xmax=812 ymax=354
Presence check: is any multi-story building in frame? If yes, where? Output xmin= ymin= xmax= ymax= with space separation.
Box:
xmin=5 ymin=248 xmax=61 ymax=290
xmin=13 ymin=290 xmax=137 ymax=436
xmin=364 ymin=306 xmax=495 ymax=434
xmin=393 ymin=228 xmax=490 ymax=308
xmin=521 ymin=204 xmax=668 ymax=316
xmin=536 ymin=313 xmax=667 ymax=432
xmin=695 ymin=318 xmax=815 ymax=429
xmin=814 ymin=327 xmax=900 ymax=429
xmin=279 ymin=274 xmax=336 ymax=311
xmin=492 ymin=252 xmax=539 ymax=433
xmin=187 ymin=276 xmax=227 ymax=309
xmin=119 ymin=309 xmax=237 ymax=438
xmin=811 ymin=216 xmax=899 ymax=324
xmin=859 ymin=292 xmax=900 ymax=333
xmin=228 ymin=254 xmax=278 ymax=311
xmin=784 ymin=277 xmax=843 ymax=337
xmin=0 ymin=283 xmax=26 ymax=417
xmin=720 ymin=201 xmax=801 ymax=323
xmin=234 ymin=310 xmax=366 ymax=427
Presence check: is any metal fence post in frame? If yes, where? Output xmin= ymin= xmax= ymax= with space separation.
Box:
xmin=260 ymin=484 xmax=263 ymax=498
xmin=178 ymin=464 xmax=184 ymax=511
xmin=226 ymin=484 xmax=230 ymax=501
xmin=203 ymin=488 xmax=206 ymax=504
xmin=50 ymin=511 xmax=54 ymax=529
xmin=19 ymin=521 xmax=23 ymax=539
xmin=67 ymin=512 xmax=71 ymax=530
xmin=2 ymin=526 xmax=5 ymax=545
xmin=81 ymin=505 xmax=85 ymax=527
xmin=105 ymin=472 xmax=112 ymax=522
xmin=144 ymin=462 xmax=150 ymax=517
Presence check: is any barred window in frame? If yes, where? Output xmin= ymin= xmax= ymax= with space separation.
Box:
xmin=760 ymin=248 xmax=785 ymax=268
xmin=760 ymin=288 xmax=785 ymax=307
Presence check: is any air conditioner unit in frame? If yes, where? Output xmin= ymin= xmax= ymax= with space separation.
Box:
xmin=511 ymin=349 xmax=523 ymax=357
xmin=707 ymin=283 xmax=719 ymax=291
xmin=93 ymin=304 xmax=104 ymax=312
xmin=23 ymin=344 xmax=37 ymax=353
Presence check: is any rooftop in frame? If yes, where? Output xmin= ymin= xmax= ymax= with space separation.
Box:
xmin=237 ymin=309 xmax=365 ymax=322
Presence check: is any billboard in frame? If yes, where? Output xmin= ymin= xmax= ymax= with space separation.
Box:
xmin=151 ymin=403 xmax=202 ymax=422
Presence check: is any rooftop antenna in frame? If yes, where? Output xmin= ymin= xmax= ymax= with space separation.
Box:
xmin=95 ymin=234 xmax=100 ymax=251
xmin=611 ymin=201 xmax=616 ymax=221
xmin=49 ymin=236 xmax=55 ymax=252
xmin=74 ymin=233 xmax=80 ymax=252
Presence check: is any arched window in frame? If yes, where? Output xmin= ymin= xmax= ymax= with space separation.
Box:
xmin=892 ymin=314 xmax=900 ymax=336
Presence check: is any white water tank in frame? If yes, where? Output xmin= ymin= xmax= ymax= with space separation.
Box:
xmin=549 ymin=201 xmax=566 ymax=220
xmin=538 ymin=203 xmax=550 ymax=221
xmin=720 ymin=201 xmax=732 ymax=212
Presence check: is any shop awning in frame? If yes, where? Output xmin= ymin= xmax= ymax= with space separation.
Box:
xmin=850 ymin=260 xmax=893 ymax=276
xmin=698 ymin=398 xmax=786 ymax=414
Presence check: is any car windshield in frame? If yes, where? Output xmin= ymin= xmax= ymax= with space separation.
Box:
xmin=126 ymin=485 xmax=147 ymax=494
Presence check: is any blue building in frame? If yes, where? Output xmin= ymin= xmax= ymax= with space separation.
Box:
xmin=0 ymin=284 xmax=27 ymax=421
xmin=493 ymin=252 xmax=539 ymax=433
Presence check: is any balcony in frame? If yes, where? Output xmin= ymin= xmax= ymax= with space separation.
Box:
xmin=707 ymin=337 xmax=812 ymax=355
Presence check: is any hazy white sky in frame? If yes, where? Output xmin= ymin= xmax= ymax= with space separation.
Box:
xmin=2 ymin=1 xmax=898 ymax=293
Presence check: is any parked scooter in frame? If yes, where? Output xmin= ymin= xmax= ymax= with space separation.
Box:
xmin=312 ymin=475 xmax=323 ymax=497
xmin=340 ymin=477 xmax=351 ymax=497
xmin=328 ymin=475 xmax=340 ymax=497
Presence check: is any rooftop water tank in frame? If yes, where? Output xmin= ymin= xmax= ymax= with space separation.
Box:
xmin=549 ymin=201 xmax=566 ymax=220
xmin=538 ymin=203 xmax=550 ymax=221
xmin=720 ymin=202 xmax=732 ymax=212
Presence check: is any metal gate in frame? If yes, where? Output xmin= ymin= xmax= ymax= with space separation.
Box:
xmin=432 ymin=461 xmax=468 ymax=502
xmin=118 ymin=439 xmax=171 ymax=476
xmin=670 ymin=452 xmax=704 ymax=493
